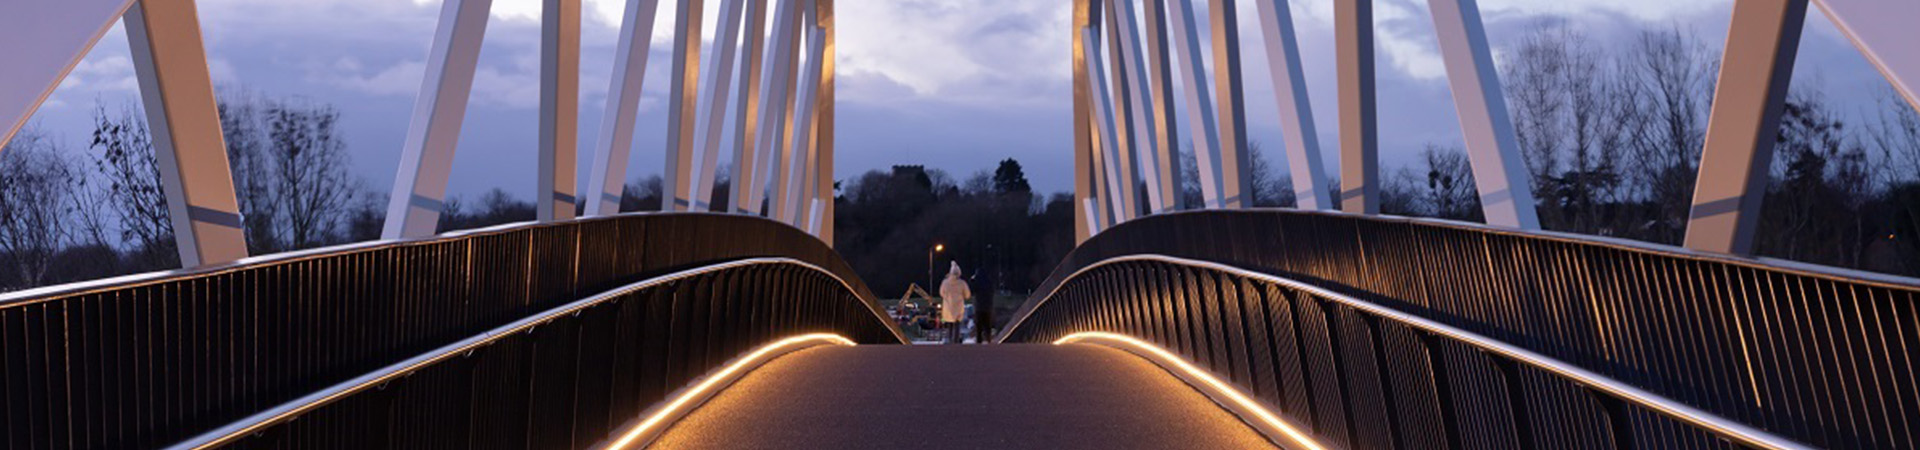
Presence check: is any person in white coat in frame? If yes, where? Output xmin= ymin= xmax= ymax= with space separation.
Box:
xmin=938 ymin=262 xmax=972 ymax=344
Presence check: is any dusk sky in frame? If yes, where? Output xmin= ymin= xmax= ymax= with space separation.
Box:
xmin=24 ymin=0 xmax=1904 ymax=201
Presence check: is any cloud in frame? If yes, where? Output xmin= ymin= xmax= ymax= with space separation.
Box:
xmin=315 ymin=57 xmax=425 ymax=96
xmin=837 ymin=1 xmax=1071 ymax=103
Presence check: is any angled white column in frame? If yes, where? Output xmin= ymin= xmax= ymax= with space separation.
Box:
xmin=690 ymin=0 xmax=746 ymax=212
xmin=812 ymin=0 xmax=836 ymax=242
xmin=584 ymin=0 xmax=664 ymax=216
xmin=728 ymin=0 xmax=770 ymax=214
xmin=382 ymin=0 xmax=494 ymax=238
xmin=1088 ymin=110 xmax=1115 ymax=228
xmin=1336 ymin=0 xmax=1378 ymax=214
xmin=1253 ymin=0 xmax=1331 ymax=210
xmin=1685 ymin=0 xmax=1808 ymax=255
xmin=1208 ymin=0 xmax=1252 ymax=208
xmin=661 ymin=0 xmax=705 ymax=212
xmin=1084 ymin=27 xmax=1136 ymax=226
xmin=779 ymin=26 xmax=828 ymax=226
xmin=760 ymin=1 xmax=806 ymax=220
xmin=1100 ymin=3 xmax=1139 ymax=221
xmin=124 ymin=0 xmax=247 ymax=266
xmin=1072 ymin=0 xmax=1099 ymax=242
xmin=1812 ymin=0 xmax=1920 ymax=112
xmin=789 ymin=5 xmax=820 ymax=227
xmin=538 ymin=0 xmax=580 ymax=222
xmin=0 ymin=0 xmax=134 ymax=149
xmin=1166 ymin=0 xmax=1226 ymax=209
xmin=1108 ymin=0 xmax=1166 ymax=214
xmin=1141 ymin=0 xmax=1186 ymax=211
xmin=1427 ymin=0 xmax=1538 ymax=229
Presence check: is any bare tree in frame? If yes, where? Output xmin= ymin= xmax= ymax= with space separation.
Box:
xmin=88 ymin=103 xmax=177 ymax=269
xmin=263 ymin=100 xmax=359 ymax=250
xmin=1245 ymin=141 xmax=1294 ymax=208
xmin=1501 ymin=22 xmax=1637 ymax=234
xmin=1869 ymin=88 xmax=1920 ymax=186
xmin=1754 ymin=93 xmax=1875 ymax=268
xmin=0 ymin=128 xmax=77 ymax=287
xmin=1504 ymin=20 xmax=1569 ymax=197
xmin=1419 ymin=145 xmax=1482 ymax=221
xmin=1625 ymin=25 xmax=1715 ymax=243
xmin=218 ymin=88 xmax=280 ymax=252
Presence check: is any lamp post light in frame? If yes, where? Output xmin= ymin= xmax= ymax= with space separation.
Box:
xmin=927 ymin=243 xmax=945 ymax=295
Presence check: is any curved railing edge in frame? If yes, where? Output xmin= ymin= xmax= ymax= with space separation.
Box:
xmin=1000 ymin=253 xmax=1810 ymax=450
xmin=167 ymin=257 xmax=904 ymax=450
xmin=0 ymin=211 xmax=859 ymax=308
xmin=1005 ymin=209 xmax=1920 ymax=342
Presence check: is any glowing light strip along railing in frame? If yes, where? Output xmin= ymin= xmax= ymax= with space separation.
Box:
xmin=1009 ymin=254 xmax=1812 ymax=450
xmin=167 ymin=257 xmax=894 ymax=450
xmin=1055 ymin=332 xmax=1323 ymax=450
xmin=605 ymin=333 xmax=856 ymax=449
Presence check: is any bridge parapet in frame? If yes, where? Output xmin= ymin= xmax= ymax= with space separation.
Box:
xmin=0 ymin=212 xmax=900 ymax=449
xmin=1005 ymin=209 xmax=1920 ymax=449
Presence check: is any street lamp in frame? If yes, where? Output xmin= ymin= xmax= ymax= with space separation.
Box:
xmin=927 ymin=243 xmax=945 ymax=295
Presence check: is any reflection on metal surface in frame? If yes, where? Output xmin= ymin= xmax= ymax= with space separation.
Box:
xmin=1018 ymin=254 xmax=1813 ymax=450
xmin=1056 ymin=332 xmax=1322 ymax=450
xmin=165 ymin=257 xmax=890 ymax=450
xmin=606 ymin=333 xmax=856 ymax=449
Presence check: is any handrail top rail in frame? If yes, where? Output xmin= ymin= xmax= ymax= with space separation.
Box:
xmin=1143 ymin=208 xmax=1920 ymax=291
xmin=0 ymin=211 xmax=829 ymax=308
xmin=167 ymin=256 xmax=905 ymax=450
xmin=1001 ymin=253 xmax=1811 ymax=450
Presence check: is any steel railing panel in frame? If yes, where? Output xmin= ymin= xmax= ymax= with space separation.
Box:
xmin=0 ymin=213 xmax=899 ymax=449
xmin=1005 ymin=210 xmax=1920 ymax=448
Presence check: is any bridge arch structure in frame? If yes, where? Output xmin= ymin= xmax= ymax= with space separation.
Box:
xmin=3 ymin=0 xmax=1920 ymax=449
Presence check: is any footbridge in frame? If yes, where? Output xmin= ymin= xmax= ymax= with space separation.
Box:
xmin=4 ymin=0 xmax=1920 ymax=449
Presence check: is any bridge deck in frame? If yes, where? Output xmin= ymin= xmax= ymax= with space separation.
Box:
xmin=652 ymin=344 xmax=1278 ymax=449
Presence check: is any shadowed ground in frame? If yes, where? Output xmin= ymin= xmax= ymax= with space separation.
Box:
xmin=651 ymin=344 xmax=1277 ymax=449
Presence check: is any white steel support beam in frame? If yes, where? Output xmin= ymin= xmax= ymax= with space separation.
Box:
xmin=1108 ymin=0 xmax=1166 ymax=214
xmin=1685 ymin=0 xmax=1808 ymax=255
xmin=124 ymin=0 xmax=248 ymax=266
xmin=662 ymin=0 xmax=704 ymax=212
xmin=728 ymin=0 xmax=770 ymax=214
xmin=1426 ymin=0 xmax=1538 ymax=229
xmin=1335 ymin=0 xmax=1378 ymax=214
xmin=765 ymin=3 xmax=808 ymax=222
xmin=382 ymin=0 xmax=494 ymax=238
xmin=1166 ymin=0 xmax=1226 ymax=209
xmin=538 ymin=0 xmax=580 ymax=222
xmin=1141 ymin=0 xmax=1186 ymax=211
xmin=1072 ymin=0 xmax=1100 ymax=241
xmin=1253 ymin=0 xmax=1331 ymax=210
xmin=690 ymin=0 xmax=746 ymax=212
xmin=1101 ymin=3 xmax=1140 ymax=221
xmin=0 ymin=0 xmax=134 ymax=149
xmin=779 ymin=26 xmax=827 ymax=226
xmin=748 ymin=0 xmax=800 ymax=217
xmin=811 ymin=0 xmax=835 ymax=241
xmin=791 ymin=3 xmax=822 ymax=228
xmin=583 ymin=0 xmax=663 ymax=216
xmin=1812 ymin=0 xmax=1920 ymax=113
xmin=1089 ymin=109 xmax=1114 ymax=232
xmin=1207 ymin=0 xmax=1252 ymax=208
xmin=1085 ymin=27 xmax=1136 ymax=226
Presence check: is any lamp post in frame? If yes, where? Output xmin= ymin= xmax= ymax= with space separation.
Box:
xmin=927 ymin=243 xmax=944 ymax=295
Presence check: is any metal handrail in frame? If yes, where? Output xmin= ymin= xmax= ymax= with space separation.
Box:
xmin=1002 ymin=253 xmax=1812 ymax=450
xmin=0 ymin=211 xmax=854 ymax=308
xmin=167 ymin=257 xmax=904 ymax=450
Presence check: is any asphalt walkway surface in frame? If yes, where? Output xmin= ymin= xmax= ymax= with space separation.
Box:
xmin=651 ymin=344 xmax=1277 ymax=449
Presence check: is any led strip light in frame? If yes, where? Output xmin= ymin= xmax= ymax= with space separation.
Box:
xmin=604 ymin=333 xmax=856 ymax=449
xmin=1056 ymin=331 xmax=1324 ymax=450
